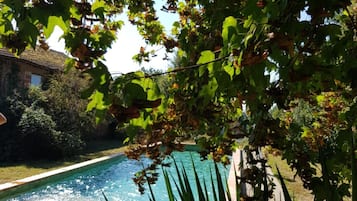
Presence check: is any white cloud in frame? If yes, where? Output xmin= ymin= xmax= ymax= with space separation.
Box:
xmin=104 ymin=22 xmax=170 ymax=75
xmin=47 ymin=26 xmax=65 ymax=52
xmin=48 ymin=17 xmax=174 ymax=75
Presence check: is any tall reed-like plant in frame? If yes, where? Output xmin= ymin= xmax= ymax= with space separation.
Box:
xmin=276 ymin=165 xmax=292 ymax=201
xmin=352 ymin=132 xmax=357 ymax=201
xmin=149 ymin=156 xmax=240 ymax=201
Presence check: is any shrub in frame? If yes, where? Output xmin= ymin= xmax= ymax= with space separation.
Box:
xmin=0 ymin=90 xmax=27 ymax=161
xmin=18 ymin=106 xmax=85 ymax=159
xmin=0 ymin=70 xmax=105 ymax=161
xmin=18 ymin=106 xmax=62 ymax=159
xmin=44 ymin=70 xmax=97 ymax=139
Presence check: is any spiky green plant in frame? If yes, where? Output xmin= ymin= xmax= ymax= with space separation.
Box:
xmin=149 ymin=155 xmax=240 ymax=201
xmin=102 ymin=191 xmax=109 ymax=201
xmin=225 ymin=161 xmax=240 ymax=201
xmin=352 ymin=132 xmax=357 ymax=201
xmin=276 ymin=165 xmax=292 ymax=201
xmin=163 ymin=166 xmax=175 ymax=201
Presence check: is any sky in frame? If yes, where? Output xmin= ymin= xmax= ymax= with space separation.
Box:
xmin=47 ymin=2 xmax=177 ymax=75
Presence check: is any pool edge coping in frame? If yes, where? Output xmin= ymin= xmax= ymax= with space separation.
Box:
xmin=0 ymin=152 xmax=123 ymax=193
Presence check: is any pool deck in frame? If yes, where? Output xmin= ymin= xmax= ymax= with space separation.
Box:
xmin=227 ymin=149 xmax=284 ymax=201
xmin=0 ymin=153 xmax=123 ymax=193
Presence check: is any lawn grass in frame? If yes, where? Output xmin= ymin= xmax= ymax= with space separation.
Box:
xmin=267 ymin=153 xmax=354 ymax=201
xmin=267 ymin=153 xmax=314 ymax=201
xmin=0 ymin=140 xmax=128 ymax=184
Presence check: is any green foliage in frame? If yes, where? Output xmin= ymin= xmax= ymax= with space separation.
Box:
xmin=17 ymin=87 xmax=86 ymax=159
xmin=352 ymin=131 xmax=357 ymax=201
xmin=45 ymin=70 xmax=96 ymax=139
xmin=18 ymin=106 xmax=64 ymax=159
xmin=0 ymin=70 xmax=96 ymax=160
xmin=0 ymin=90 xmax=33 ymax=161
xmin=141 ymin=67 xmax=173 ymax=98
xmin=1 ymin=0 xmax=357 ymax=200
xmin=275 ymin=93 xmax=354 ymax=200
xmin=162 ymin=167 xmax=174 ymax=201
xmin=150 ymin=157 xmax=235 ymax=201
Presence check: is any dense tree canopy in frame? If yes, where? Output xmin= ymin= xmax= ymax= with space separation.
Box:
xmin=0 ymin=69 xmax=97 ymax=160
xmin=1 ymin=0 xmax=357 ymax=200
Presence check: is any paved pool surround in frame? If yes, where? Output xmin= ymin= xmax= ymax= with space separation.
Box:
xmin=227 ymin=149 xmax=284 ymax=201
xmin=0 ymin=153 xmax=123 ymax=199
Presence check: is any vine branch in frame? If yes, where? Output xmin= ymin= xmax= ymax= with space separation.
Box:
xmin=144 ymin=55 xmax=229 ymax=78
xmin=111 ymin=55 xmax=229 ymax=78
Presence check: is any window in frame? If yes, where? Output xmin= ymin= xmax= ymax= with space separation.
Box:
xmin=30 ymin=74 xmax=42 ymax=87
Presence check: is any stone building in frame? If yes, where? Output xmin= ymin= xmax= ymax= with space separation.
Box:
xmin=0 ymin=48 xmax=67 ymax=97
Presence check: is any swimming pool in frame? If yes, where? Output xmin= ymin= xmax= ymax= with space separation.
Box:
xmin=5 ymin=150 xmax=230 ymax=201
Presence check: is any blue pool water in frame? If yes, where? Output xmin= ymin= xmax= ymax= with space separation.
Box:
xmin=6 ymin=151 xmax=230 ymax=201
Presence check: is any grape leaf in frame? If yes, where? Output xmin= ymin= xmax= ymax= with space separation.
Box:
xmin=197 ymin=50 xmax=215 ymax=77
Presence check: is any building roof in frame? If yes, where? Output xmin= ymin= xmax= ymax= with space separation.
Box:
xmin=0 ymin=47 xmax=67 ymax=71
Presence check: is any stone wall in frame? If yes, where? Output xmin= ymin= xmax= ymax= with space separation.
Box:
xmin=0 ymin=59 xmax=48 ymax=96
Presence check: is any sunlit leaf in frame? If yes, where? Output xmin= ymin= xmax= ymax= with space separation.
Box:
xmin=130 ymin=112 xmax=152 ymax=130
xmin=197 ymin=50 xmax=215 ymax=77
xmin=316 ymin=95 xmax=325 ymax=105
xmin=87 ymin=90 xmax=107 ymax=111
xmin=244 ymin=33 xmax=253 ymax=48
xmin=43 ymin=16 xmax=68 ymax=38
xmin=222 ymin=16 xmax=238 ymax=47
xmin=243 ymin=15 xmax=253 ymax=28
xmin=92 ymin=0 xmax=106 ymax=12
xmin=223 ymin=63 xmax=234 ymax=80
